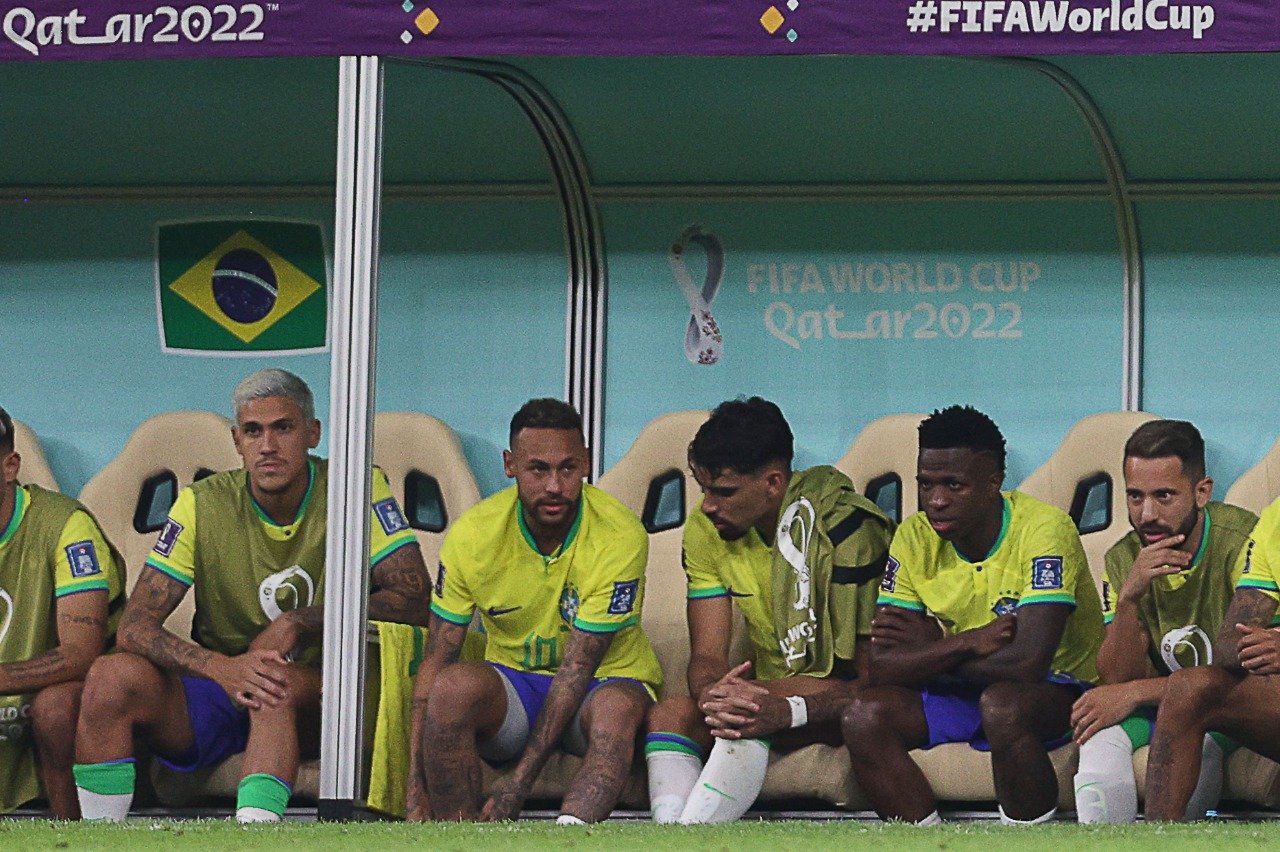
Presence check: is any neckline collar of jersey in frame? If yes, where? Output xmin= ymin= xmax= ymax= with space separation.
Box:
xmin=0 ymin=484 xmax=27 ymax=549
xmin=951 ymin=495 xmax=1011 ymax=564
xmin=516 ymin=493 xmax=583 ymax=563
xmin=248 ymin=458 xmax=316 ymax=528
xmin=1186 ymin=504 xmax=1211 ymax=571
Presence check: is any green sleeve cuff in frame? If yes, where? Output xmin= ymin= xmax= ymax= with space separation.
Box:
xmin=370 ymin=537 xmax=416 ymax=568
xmin=429 ymin=601 xmax=472 ymax=625
xmin=876 ymin=594 xmax=924 ymax=612
xmin=144 ymin=558 xmax=193 ymax=587
xmin=56 ymin=580 xmax=110 ymax=597
xmin=1237 ymin=578 xmax=1280 ymax=593
xmin=1018 ymin=594 xmax=1077 ymax=608
xmin=688 ymin=586 xmax=728 ymax=600
xmin=573 ymin=615 xmax=638 ymax=633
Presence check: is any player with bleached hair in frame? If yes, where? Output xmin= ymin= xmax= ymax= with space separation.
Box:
xmin=72 ymin=369 xmax=430 ymax=823
xmin=1072 ymin=420 xmax=1256 ymax=823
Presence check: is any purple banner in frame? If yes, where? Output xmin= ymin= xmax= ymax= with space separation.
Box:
xmin=0 ymin=0 xmax=1275 ymax=62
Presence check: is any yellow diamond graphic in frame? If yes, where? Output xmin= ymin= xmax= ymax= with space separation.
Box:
xmin=415 ymin=8 xmax=439 ymax=35
xmin=169 ymin=230 xmax=321 ymax=344
xmin=760 ymin=6 xmax=785 ymax=34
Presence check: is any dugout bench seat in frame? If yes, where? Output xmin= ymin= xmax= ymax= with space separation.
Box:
xmin=12 ymin=418 xmax=61 ymax=492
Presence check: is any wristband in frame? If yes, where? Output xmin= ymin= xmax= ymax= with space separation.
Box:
xmin=786 ymin=695 xmax=808 ymax=729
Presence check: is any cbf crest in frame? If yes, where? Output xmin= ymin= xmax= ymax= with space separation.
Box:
xmin=559 ymin=585 xmax=580 ymax=626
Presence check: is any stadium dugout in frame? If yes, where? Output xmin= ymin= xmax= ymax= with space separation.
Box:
xmin=6 ymin=0 xmax=1280 ymax=822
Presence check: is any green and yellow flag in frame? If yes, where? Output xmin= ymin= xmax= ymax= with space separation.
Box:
xmin=156 ymin=220 xmax=328 ymax=354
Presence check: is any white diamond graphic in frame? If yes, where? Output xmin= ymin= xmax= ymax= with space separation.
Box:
xmin=400 ymin=30 xmax=412 ymax=44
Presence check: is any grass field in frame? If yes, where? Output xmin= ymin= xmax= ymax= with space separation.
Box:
xmin=2 ymin=820 xmax=1279 ymax=850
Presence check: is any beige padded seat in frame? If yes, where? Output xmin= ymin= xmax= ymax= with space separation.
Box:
xmin=372 ymin=411 xmax=481 ymax=580
xmin=1225 ymin=435 xmax=1280 ymax=515
xmin=78 ymin=411 xmax=241 ymax=639
xmin=12 ymin=419 xmax=60 ymax=492
xmin=834 ymin=413 xmax=928 ymax=522
xmin=1017 ymin=411 xmax=1158 ymax=588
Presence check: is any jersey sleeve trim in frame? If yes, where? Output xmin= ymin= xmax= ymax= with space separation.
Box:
xmin=370 ymin=536 xmax=417 ymax=568
xmin=1237 ymin=577 xmax=1279 ymax=593
xmin=1017 ymin=594 xmax=1077 ymax=608
xmin=1103 ymin=613 xmax=1115 ymax=625
xmin=573 ymin=615 xmax=638 ymax=633
xmin=876 ymin=594 xmax=925 ymax=611
xmin=55 ymin=579 xmax=110 ymax=598
xmin=429 ymin=601 xmax=472 ymax=625
xmin=144 ymin=558 xmax=193 ymax=587
xmin=687 ymin=586 xmax=729 ymax=600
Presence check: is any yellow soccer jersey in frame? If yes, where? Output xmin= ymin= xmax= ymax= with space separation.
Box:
xmin=0 ymin=485 xmax=124 ymax=604
xmin=146 ymin=463 xmax=416 ymax=587
xmin=1237 ymin=496 xmax=1280 ymax=604
xmin=431 ymin=484 xmax=662 ymax=694
xmin=879 ymin=490 xmax=1103 ymax=684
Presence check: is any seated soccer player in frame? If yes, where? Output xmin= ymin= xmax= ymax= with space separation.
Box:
xmin=1072 ymin=420 xmax=1256 ymax=823
xmin=842 ymin=405 xmax=1104 ymax=825
xmin=407 ymin=399 xmax=661 ymax=824
xmin=1144 ymin=493 xmax=1280 ymax=820
xmin=0 ymin=406 xmax=124 ymax=818
xmin=644 ymin=398 xmax=893 ymax=824
xmin=72 ymin=369 xmax=430 ymax=823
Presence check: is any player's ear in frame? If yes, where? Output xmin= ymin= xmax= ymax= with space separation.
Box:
xmin=1194 ymin=476 xmax=1213 ymax=509
xmin=2 ymin=450 xmax=20 ymax=483
xmin=502 ymin=449 xmax=515 ymax=479
xmin=764 ymin=465 xmax=788 ymax=496
xmin=306 ymin=418 xmax=321 ymax=449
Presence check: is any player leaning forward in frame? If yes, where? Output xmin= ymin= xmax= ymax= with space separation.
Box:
xmin=844 ymin=405 xmax=1104 ymax=825
xmin=645 ymin=398 xmax=894 ymax=823
xmin=73 ymin=369 xmax=431 ymax=822
xmin=0 ymin=406 xmax=124 ymax=818
xmin=408 ymin=399 xmax=661 ymax=823
xmin=1071 ymin=420 xmax=1256 ymax=823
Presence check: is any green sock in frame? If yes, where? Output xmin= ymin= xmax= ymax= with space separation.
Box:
xmin=74 ymin=759 xmax=136 ymax=821
xmin=236 ymin=773 xmax=292 ymax=817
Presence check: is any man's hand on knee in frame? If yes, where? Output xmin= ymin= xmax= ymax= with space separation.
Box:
xmin=211 ymin=650 xmax=291 ymax=710
xmin=1071 ymin=683 xmax=1141 ymax=745
xmin=1237 ymin=624 xmax=1280 ymax=676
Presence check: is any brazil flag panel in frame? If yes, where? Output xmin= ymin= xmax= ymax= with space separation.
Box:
xmin=156 ymin=220 xmax=329 ymax=355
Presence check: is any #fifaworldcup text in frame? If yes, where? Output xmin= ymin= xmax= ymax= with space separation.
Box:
xmin=905 ymin=0 xmax=1216 ymax=40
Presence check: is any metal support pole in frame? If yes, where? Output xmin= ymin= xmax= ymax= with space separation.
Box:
xmin=320 ymin=54 xmax=384 ymax=821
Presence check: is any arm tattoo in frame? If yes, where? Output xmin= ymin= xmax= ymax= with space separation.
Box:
xmin=119 ymin=568 xmax=215 ymax=678
xmin=1214 ymin=589 xmax=1278 ymax=670
xmin=369 ymin=544 xmax=432 ymax=626
xmin=0 ymin=649 xmax=67 ymax=696
xmin=514 ymin=630 xmax=612 ymax=781
xmin=58 ymin=613 xmax=106 ymax=628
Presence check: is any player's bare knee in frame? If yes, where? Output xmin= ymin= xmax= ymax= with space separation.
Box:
xmin=646 ymin=695 xmax=700 ymax=734
xmin=425 ymin=663 xmax=495 ymax=724
xmin=1160 ymin=666 xmax=1223 ymax=721
xmin=977 ymin=682 xmax=1035 ymax=739
xmin=587 ymin=685 xmax=648 ymax=739
xmin=80 ymin=652 xmax=157 ymax=721
xmin=30 ymin=682 xmax=81 ymax=750
xmin=841 ymin=690 xmax=896 ymax=748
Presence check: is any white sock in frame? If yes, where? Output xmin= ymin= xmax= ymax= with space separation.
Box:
xmin=1074 ymin=724 xmax=1138 ymax=823
xmin=77 ymin=789 xmax=133 ymax=822
xmin=916 ymin=810 xmax=943 ymax=826
xmin=678 ymin=738 xmax=770 ymax=824
xmin=556 ymin=814 xmax=587 ymax=825
xmin=1185 ymin=734 xmax=1225 ymax=820
xmin=999 ymin=805 xmax=1056 ymax=825
xmin=236 ymin=806 xmax=282 ymax=823
xmin=646 ymin=749 xmax=703 ymax=824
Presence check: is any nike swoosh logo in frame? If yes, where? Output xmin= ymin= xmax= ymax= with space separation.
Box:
xmin=487 ymin=606 xmax=520 ymax=617
xmin=726 ymin=588 xmax=753 ymax=598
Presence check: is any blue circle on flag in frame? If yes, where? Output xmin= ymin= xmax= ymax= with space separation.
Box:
xmin=212 ymin=248 xmax=278 ymax=324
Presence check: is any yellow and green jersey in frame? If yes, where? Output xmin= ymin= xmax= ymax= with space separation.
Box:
xmin=682 ymin=468 xmax=891 ymax=681
xmin=431 ymin=484 xmax=662 ymax=694
xmin=1103 ymin=501 xmax=1258 ymax=673
xmin=0 ymin=484 xmax=125 ymax=812
xmin=145 ymin=458 xmax=417 ymax=658
xmin=1236 ymin=495 xmax=1280 ymax=606
xmin=879 ymin=490 xmax=1103 ymax=684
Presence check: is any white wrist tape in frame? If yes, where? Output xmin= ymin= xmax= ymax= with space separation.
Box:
xmin=786 ymin=695 xmax=808 ymax=729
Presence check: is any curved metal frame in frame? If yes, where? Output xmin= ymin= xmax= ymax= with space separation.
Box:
xmin=393 ymin=57 xmax=609 ymax=479
xmin=982 ymin=57 xmax=1143 ymax=412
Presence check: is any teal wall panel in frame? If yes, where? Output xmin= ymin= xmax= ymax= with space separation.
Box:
xmin=1139 ymin=200 xmax=1280 ymax=494
xmin=0 ymin=200 xmax=566 ymax=497
xmin=600 ymin=200 xmax=1125 ymax=486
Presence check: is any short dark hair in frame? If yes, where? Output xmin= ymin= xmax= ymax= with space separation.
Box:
xmin=1124 ymin=419 xmax=1206 ymax=482
xmin=509 ymin=398 xmax=583 ymax=446
xmin=0 ymin=406 xmax=12 ymax=455
xmin=918 ymin=405 xmax=1007 ymax=472
xmin=688 ymin=397 xmax=793 ymax=478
